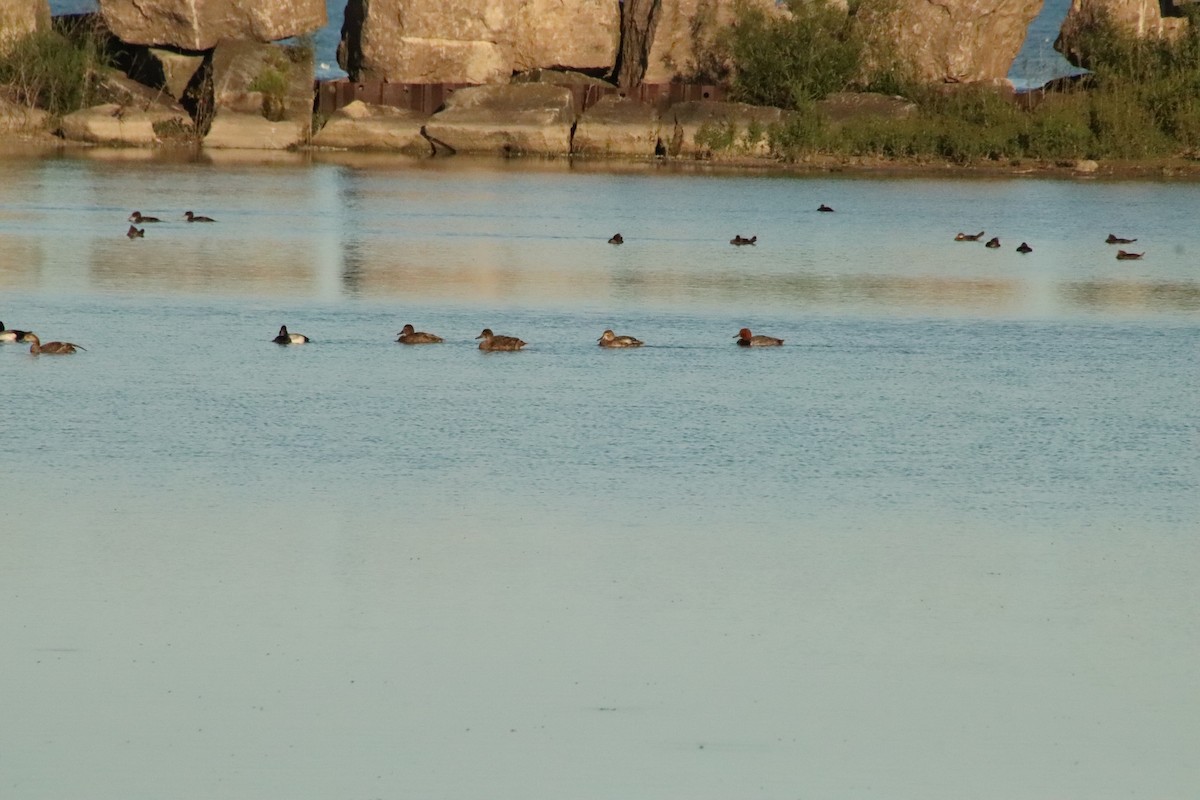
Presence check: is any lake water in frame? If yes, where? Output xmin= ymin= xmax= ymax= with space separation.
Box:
xmin=2 ymin=151 xmax=1197 ymax=800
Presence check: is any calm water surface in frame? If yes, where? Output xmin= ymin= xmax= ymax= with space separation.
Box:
xmin=2 ymin=153 xmax=1197 ymax=800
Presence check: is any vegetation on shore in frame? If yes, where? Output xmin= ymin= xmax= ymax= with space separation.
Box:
xmin=698 ymin=0 xmax=1200 ymax=164
xmin=0 ymin=24 xmax=107 ymax=118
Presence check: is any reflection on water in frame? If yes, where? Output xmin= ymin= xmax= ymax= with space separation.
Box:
xmin=2 ymin=152 xmax=1199 ymax=315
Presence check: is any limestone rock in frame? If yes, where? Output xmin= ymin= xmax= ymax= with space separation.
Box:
xmin=204 ymin=40 xmax=312 ymax=148
xmin=510 ymin=0 xmax=618 ymax=74
xmin=664 ymin=100 xmax=784 ymax=157
xmin=204 ymin=111 xmax=308 ymax=149
xmin=856 ymin=0 xmax=1043 ymax=84
xmin=94 ymin=70 xmax=190 ymax=114
xmin=148 ymin=48 xmax=206 ymax=101
xmin=423 ymin=83 xmax=575 ymax=155
xmin=644 ymin=0 xmax=779 ymax=83
xmin=59 ymin=102 xmax=192 ymax=145
xmin=0 ymin=96 xmax=49 ymax=132
xmin=572 ymin=95 xmax=661 ymax=157
xmin=340 ymin=0 xmax=618 ymax=83
xmin=98 ymin=0 xmax=326 ymax=50
xmin=0 ymin=0 xmax=50 ymax=55
xmin=1057 ymin=0 xmax=1188 ymax=68
xmin=311 ymin=100 xmax=430 ymax=154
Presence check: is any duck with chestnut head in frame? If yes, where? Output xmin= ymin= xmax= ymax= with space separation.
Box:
xmin=26 ymin=333 xmax=84 ymax=355
xmin=735 ymin=328 xmax=783 ymax=347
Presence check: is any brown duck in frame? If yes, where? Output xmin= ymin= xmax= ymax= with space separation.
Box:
xmin=1116 ymin=250 xmax=1144 ymax=261
xmin=1106 ymin=234 xmax=1137 ymax=244
xmin=598 ymin=329 xmax=643 ymax=348
xmin=730 ymin=235 xmax=757 ymax=246
xmin=26 ymin=333 xmax=84 ymax=355
xmin=395 ymin=324 xmax=443 ymax=344
xmin=476 ymin=328 xmax=526 ymax=351
xmin=955 ymin=231 xmax=985 ymax=241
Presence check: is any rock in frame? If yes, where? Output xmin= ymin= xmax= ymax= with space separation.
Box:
xmin=1074 ymin=158 xmax=1100 ymax=173
xmin=94 ymin=71 xmax=190 ymax=114
xmin=663 ymin=100 xmax=785 ymax=157
xmin=98 ymin=0 xmax=326 ymax=51
xmin=422 ymin=83 xmax=575 ymax=155
xmin=816 ymin=92 xmax=917 ymax=127
xmin=0 ymin=96 xmax=50 ymax=132
xmin=204 ymin=111 xmax=308 ymax=149
xmin=59 ymin=102 xmax=193 ymax=145
xmin=148 ymin=48 xmax=206 ymax=101
xmin=311 ymin=100 xmax=430 ymax=154
xmin=0 ymin=0 xmax=50 ymax=55
xmin=203 ymin=40 xmax=312 ymax=149
xmin=644 ymin=0 xmax=779 ymax=83
xmin=856 ymin=0 xmax=1042 ymax=84
xmin=339 ymin=0 xmax=618 ymax=83
xmin=1057 ymin=0 xmax=1189 ymax=68
xmin=572 ymin=94 xmax=661 ymax=157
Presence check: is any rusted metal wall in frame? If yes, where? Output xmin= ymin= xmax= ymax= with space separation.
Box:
xmin=314 ymin=79 xmax=726 ymax=117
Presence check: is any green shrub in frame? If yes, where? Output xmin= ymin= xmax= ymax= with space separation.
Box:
xmin=724 ymin=0 xmax=861 ymax=108
xmin=0 ymin=29 xmax=107 ymax=116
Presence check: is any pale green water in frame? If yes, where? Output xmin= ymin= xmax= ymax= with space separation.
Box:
xmin=2 ymin=153 xmax=1198 ymax=799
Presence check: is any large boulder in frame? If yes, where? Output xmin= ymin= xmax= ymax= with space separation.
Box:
xmin=643 ymin=0 xmax=778 ymax=83
xmin=204 ymin=39 xmax=313 ymax=149
xmin=59 ymin=102 xmax=192 ymax=145
xmin=98 ymin=0 xmax=326 ymax=50
xmin=0 ymin=96 xmax=49 ymax=132
xmin=422 ymin=83 xmax=575 ymax=155
xmin=339 ymin=0 xmax=618 ymax=83
xmin=311 ymin=100 xmax=430 ymax=153
xmin=572 ymin=94 xmax=661 ymax=157
xmin=664 ymin=100 xmax=785 ymax=157
xmin=1057 ymin=0 xmax=1189 ymax=67
xmin=856 ymin=0 xmax=1043 ymax=84
xmin=0 ymin=0 xmax=50 ymax=55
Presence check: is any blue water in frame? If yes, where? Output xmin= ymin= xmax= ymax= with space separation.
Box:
xmin=2 ymin=153 xmax=1197 ymax=799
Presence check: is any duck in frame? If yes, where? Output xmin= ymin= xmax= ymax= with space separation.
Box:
xmin=126 ymin=225 xmax=144 ymax=239
xmin=1016 ymin=242 xmax=1033 ymax=253
xmin=735 ymin=327 xmax=783 ymax=347
xmin=25 ymin=333 xmax=84 ymax=355
xmin=608 ymin=233 xmax=624 ymax=245
xmin=730 ymin=235 xmax=757 ymax=246
xmin=955 ymin=231 xmax=985 ymax=241
xmin=598 ymin=329 xmax=643 ymax=348
xmin=273 ymin=325 xmax=309 ymax=344
xmin=817 ymin=204 xmax=835 ymax=212
xmin=395 ymin=324 xmax=443 ymax=344
xmin=475 ymin=328 xmax=526 ymax=351
xmin=1106 ymin=233 xmax=1137 ymax=244
xmin=128 ymin=211 xmax=161 ymax=223
xmin=0 ymin=322 xmax=32 ymax=343
xmin=984 ymin=237 xmax=1001 ymax=248
xmin=184 ymin=211 xmax=216 ymax=222
xmin=1116 ymin=250 xmax=1144 ymax=261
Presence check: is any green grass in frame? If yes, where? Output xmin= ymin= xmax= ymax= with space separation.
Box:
xmin=0 ymin=28 xmax=107 ymax=117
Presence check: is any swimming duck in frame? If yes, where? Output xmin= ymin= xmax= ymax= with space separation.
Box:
xmin=1106 ymin=234 xmax=1137 ymax=244
xmin=1016 ymin=242 xmax=1033 ymax=253
xmin=126 ymin=225 xmax=144 ymax=239
xmin=1 ymin=322 xmax=32 ymax=343
xmin=128 ymin=211 xmax=161 ymax=223
xmin=735 ymin=327 xmax=783 ymax=347
xmin=395 ymin=324 xmax=443 ymax=344
xmin=475 ymin=328 xmax=526 ymax=351
xmin=1116 ymin=250 xmax=1144 ymax=260
xmin=273 ymin=325 xmax=309 ymax=344
xmin=955 ymin=231 xmax=985 ymax=241
xmin=730 ymin=235 xmax=757 ymax=246
xmin=984 ymin=237 xmax=1001 ymax=248
xmin=184 ymin=211 xmax=216 ymax=222
xmin=608 ymin=233 xmax=624 ymax=245
xmin=25 ymin=333 xmax=83 ymax=355
xmin=598 ymin=329 xmax=643 ymax=348
xmin=817 ymin=204 xmax=835 ymax=212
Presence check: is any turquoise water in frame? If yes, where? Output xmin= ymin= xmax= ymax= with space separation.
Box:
xmin=2 ymin=153 xmax=1198 ymax=799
